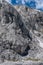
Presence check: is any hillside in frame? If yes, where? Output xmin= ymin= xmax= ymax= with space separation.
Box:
xmin=0 ymin=0 xmax=43 ymax=65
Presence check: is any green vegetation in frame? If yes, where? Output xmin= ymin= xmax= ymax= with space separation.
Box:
xmin=25 ymin=58 xmax=41 ymax=61
xmin=22 ymin=58 xmax=43 ymax=62
xmin=6 ymin=57 xmax=43 ymax=62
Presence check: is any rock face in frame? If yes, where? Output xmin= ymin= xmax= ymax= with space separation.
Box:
xmin=0 ymin=0 xmax=43 ymax=65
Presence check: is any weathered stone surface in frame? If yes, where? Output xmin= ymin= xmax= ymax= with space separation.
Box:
xmin=0 ymin=0 xmax=43 ymax=65
xmin=0 ymin=61 xmax=43 ymax=65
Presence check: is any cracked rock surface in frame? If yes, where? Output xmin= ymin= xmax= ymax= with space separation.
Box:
xmin=0 ymin=0 xmax=43 ymax=65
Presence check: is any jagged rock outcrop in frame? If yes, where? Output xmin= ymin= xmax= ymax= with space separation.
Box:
xmin=0 ymin=1 xmax=32 ymax=61
xmin=0 ymin=0 xmax=43 ymax=65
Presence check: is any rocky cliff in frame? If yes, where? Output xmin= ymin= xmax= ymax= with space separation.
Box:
xmin=0 ymin=0 xmax=43 ymax=65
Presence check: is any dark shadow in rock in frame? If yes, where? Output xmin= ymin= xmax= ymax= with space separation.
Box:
xmin=16 ymin=14 xmax=32 ymax=40
xmin=39 ymin=63 xmax=43 ymax=65
xmin=0 ymin=3 xmax=2 ymax=8
xmin=18 ymin=45 xmax=30 ymax=56
xmin=4 ymin=11 xmax=15 ymax=23
xmin=4 ymin=10 xmax=32 ymax=41
xmin=20 ymin=51 xmax=28 ymax=56
xmin=21 ymin=46 xmax=30 ymax=56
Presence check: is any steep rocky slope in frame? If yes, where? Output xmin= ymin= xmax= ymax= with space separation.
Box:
xmin=0 ymin=0 xmax=43 ymax=65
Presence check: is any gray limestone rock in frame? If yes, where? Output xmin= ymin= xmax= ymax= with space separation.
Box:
xmin=0 ymin=0 xmax=43 ymax=65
